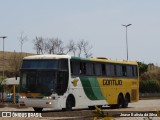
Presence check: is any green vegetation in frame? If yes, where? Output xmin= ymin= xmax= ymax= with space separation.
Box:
xmin=137 ymin=62 xmax=148 ymax=76
xmin=140 ymin=80 xmax=160 ymax=93
xmin=0 ymin=76 xmax=6 ymax=93
xmin=138 ymin=62 xmax=160 ymax=93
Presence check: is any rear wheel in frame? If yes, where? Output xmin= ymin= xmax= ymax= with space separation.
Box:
xmin=117 ymin=95 xmax=124 ymax=108
xmin=123 ymin=95 xmax=130 ymax=108
xmin=110 ymin=105 xmax=117 ymax=109
xmin=33 ymin=107 xmax=43 ymax=112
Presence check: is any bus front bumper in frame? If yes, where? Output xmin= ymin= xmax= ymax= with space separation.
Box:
xmin=19 ymin=98 xmax=59 ymax=108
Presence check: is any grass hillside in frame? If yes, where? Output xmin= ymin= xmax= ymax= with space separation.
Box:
xmin=0 ymin=51 xmax=33 ymax=59
xmin=0 ymin=51 xmax=34 ymax=77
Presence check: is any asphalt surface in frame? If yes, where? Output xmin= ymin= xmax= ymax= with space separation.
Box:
xmin=0 ymin=99 xmax=159 ymax=120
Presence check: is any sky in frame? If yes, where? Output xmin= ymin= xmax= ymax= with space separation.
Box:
xmin=0 ymin=0 xmax=160 ymax=65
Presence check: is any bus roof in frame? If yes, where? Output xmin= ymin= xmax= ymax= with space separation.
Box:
xmin=71 ymin=56 xmax=138 ymax=65
xmin=23 ymin=54 xmax=137 ymax=65
xmin=23 ymin=54 xmax=71 ymax=59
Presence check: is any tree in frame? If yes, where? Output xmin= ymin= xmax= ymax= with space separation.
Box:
xmin=33 ymin=37 xmax=45 ymax=54
xmin=33 ymin=37 xmax=93 ymax=58
xmin=8 ymin=51 xmax=22 ymax=77
xmin=83 ymin=40 xmax=92 ymax=58
xmin=45 ymin=37 xmax=64 ymax=54
xmin=138 ymin=62 xmax=148 ymax=75
xmin=19 ymin=32 xmax=28 ymax=54
xmin=77 ymin=39 xmax=92 ymax=57
xmin=0 ymin=76 xmax=6 ymax=92
xmin=0 ymin=76 xmax=6 ymax=102
xmin=66 ymin=40 xmax=77 ymax=56
xmin=77 ymin=40 xmax=84 ymax=57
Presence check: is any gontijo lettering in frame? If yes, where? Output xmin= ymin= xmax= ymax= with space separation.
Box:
xmin=103 ymin=80 xmax=122 ymax=85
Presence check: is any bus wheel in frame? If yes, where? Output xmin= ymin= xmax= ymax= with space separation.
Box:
xmin=66 ymin=95 xmax=75 ymax=111
xmin=88 ymin=106 xmax=95 ymax=110
xmin=123 ymin=95 xmax=130 ymax=108
xmin=33 ymin=107 xmax=43 ymax=112
xmin=110 ymin=105 xmax=117 ymax=109
xmin=117 ymin=95 xmax=124 ymax=108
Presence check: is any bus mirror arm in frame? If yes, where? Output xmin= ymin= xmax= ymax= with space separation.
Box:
xmin=15 ymin=72 xmax=19 ymax=80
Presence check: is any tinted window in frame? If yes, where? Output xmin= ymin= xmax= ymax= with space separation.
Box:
xmin=116 ymin=65 xmax=122 ymax=77
xmin=122 ymin=65 xmax=127 ymax=76
xmin=70 ymin=60 xmax=138 ymax=78
xmin=127 ymin=65 xmax=133 ymax=77
xmin=80 ymin=62 xmax=86 ymax=74
xmin=22 ymin=60 xmax=58 ymax=69
xmin=86 ymin=63 xmax=94 ymax=75
xmin=126 ymin=65 xmax=138 ymax=77
xmin=59 ymin=59 xmax=68 ymax=69
xmin=71 ymin=61 xmax=80 ymax=74
xmin=102 ymin=64 xmax=106 ymax=75
xmin=94 ymin=63 xmax=102 ymax=75
xmin=106 ymin=64 xmax=116 ymax=76
xmin=133 ymin=66 xmax=138 ymax=77
xmin=20 ymin=71 xmax=56 ymax=95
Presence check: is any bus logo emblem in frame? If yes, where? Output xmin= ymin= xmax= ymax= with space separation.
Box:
xmin=72 ymin=79 xmax=79 ymax=87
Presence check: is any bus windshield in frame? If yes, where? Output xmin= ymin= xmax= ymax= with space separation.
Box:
xmin=20 ymin=71 xmax=56 ymax=96
xmin=19 ymin=59 xmax=69 ymax=96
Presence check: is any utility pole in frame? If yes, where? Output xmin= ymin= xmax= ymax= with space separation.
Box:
xmin=122 ymin=24 xmax=132 ymax=60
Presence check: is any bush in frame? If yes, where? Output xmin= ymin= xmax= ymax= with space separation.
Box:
xmin=140 ymin=80 xmax=160 ymax=93
xmin=140 ymin=69 xmax=160 ymax=81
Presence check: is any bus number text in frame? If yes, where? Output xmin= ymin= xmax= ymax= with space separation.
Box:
xmin=103 ymin=80 xmax=122 ymax=86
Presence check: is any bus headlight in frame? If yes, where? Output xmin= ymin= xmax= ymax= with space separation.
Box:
xmin=20 ymin=96 xmax=26 ymax=99
xmin=43 ymin=96 xmax=55 ymax=100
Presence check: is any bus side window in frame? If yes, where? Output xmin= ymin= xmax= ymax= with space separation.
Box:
xmin=127 ymin=65 xmax=133 ymax=77
xmin=94 ymin=63 xmax=102 ymax=76
xmin=71 ymin=61 xmax=80 ymax=75
xmin=133 ymin=66 xmax=138 ymax=77
xmin=101 ymin=64 xmax=106 ymax=76
xmin=80 ymin=62 xmax=86 ymax=74
xmin=122 ymin=65 xmax=127 ymax=76
xmin=86 ymin=62 xmax=94 ymax=75
xmin=116 ymin=64 xmax=122 ymax=77
xmin=109 ymin=64 xmax=116 ymax=77
xmin=106 ymin=64 xmax=110 ymax=76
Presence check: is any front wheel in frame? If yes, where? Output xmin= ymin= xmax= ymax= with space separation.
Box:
xmin=33 ymin=107 xmax=43 ymax=112
xmin=88 ymin=106 xmax=95 ymax=110
xmin=65 ymin=96 xmax=74 ymax=111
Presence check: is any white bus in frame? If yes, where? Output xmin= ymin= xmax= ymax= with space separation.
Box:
xmin=19 ymin=54 xmax=139 ymax=112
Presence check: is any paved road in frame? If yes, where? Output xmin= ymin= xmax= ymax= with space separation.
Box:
xmin=129 ymin=99 xmax=160 ymax=108
xmin=0 ymin=99 xmax=160 ymax=120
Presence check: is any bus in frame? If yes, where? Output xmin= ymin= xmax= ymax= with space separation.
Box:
xmin=19 ymin=54 xmax=139 ymax=112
